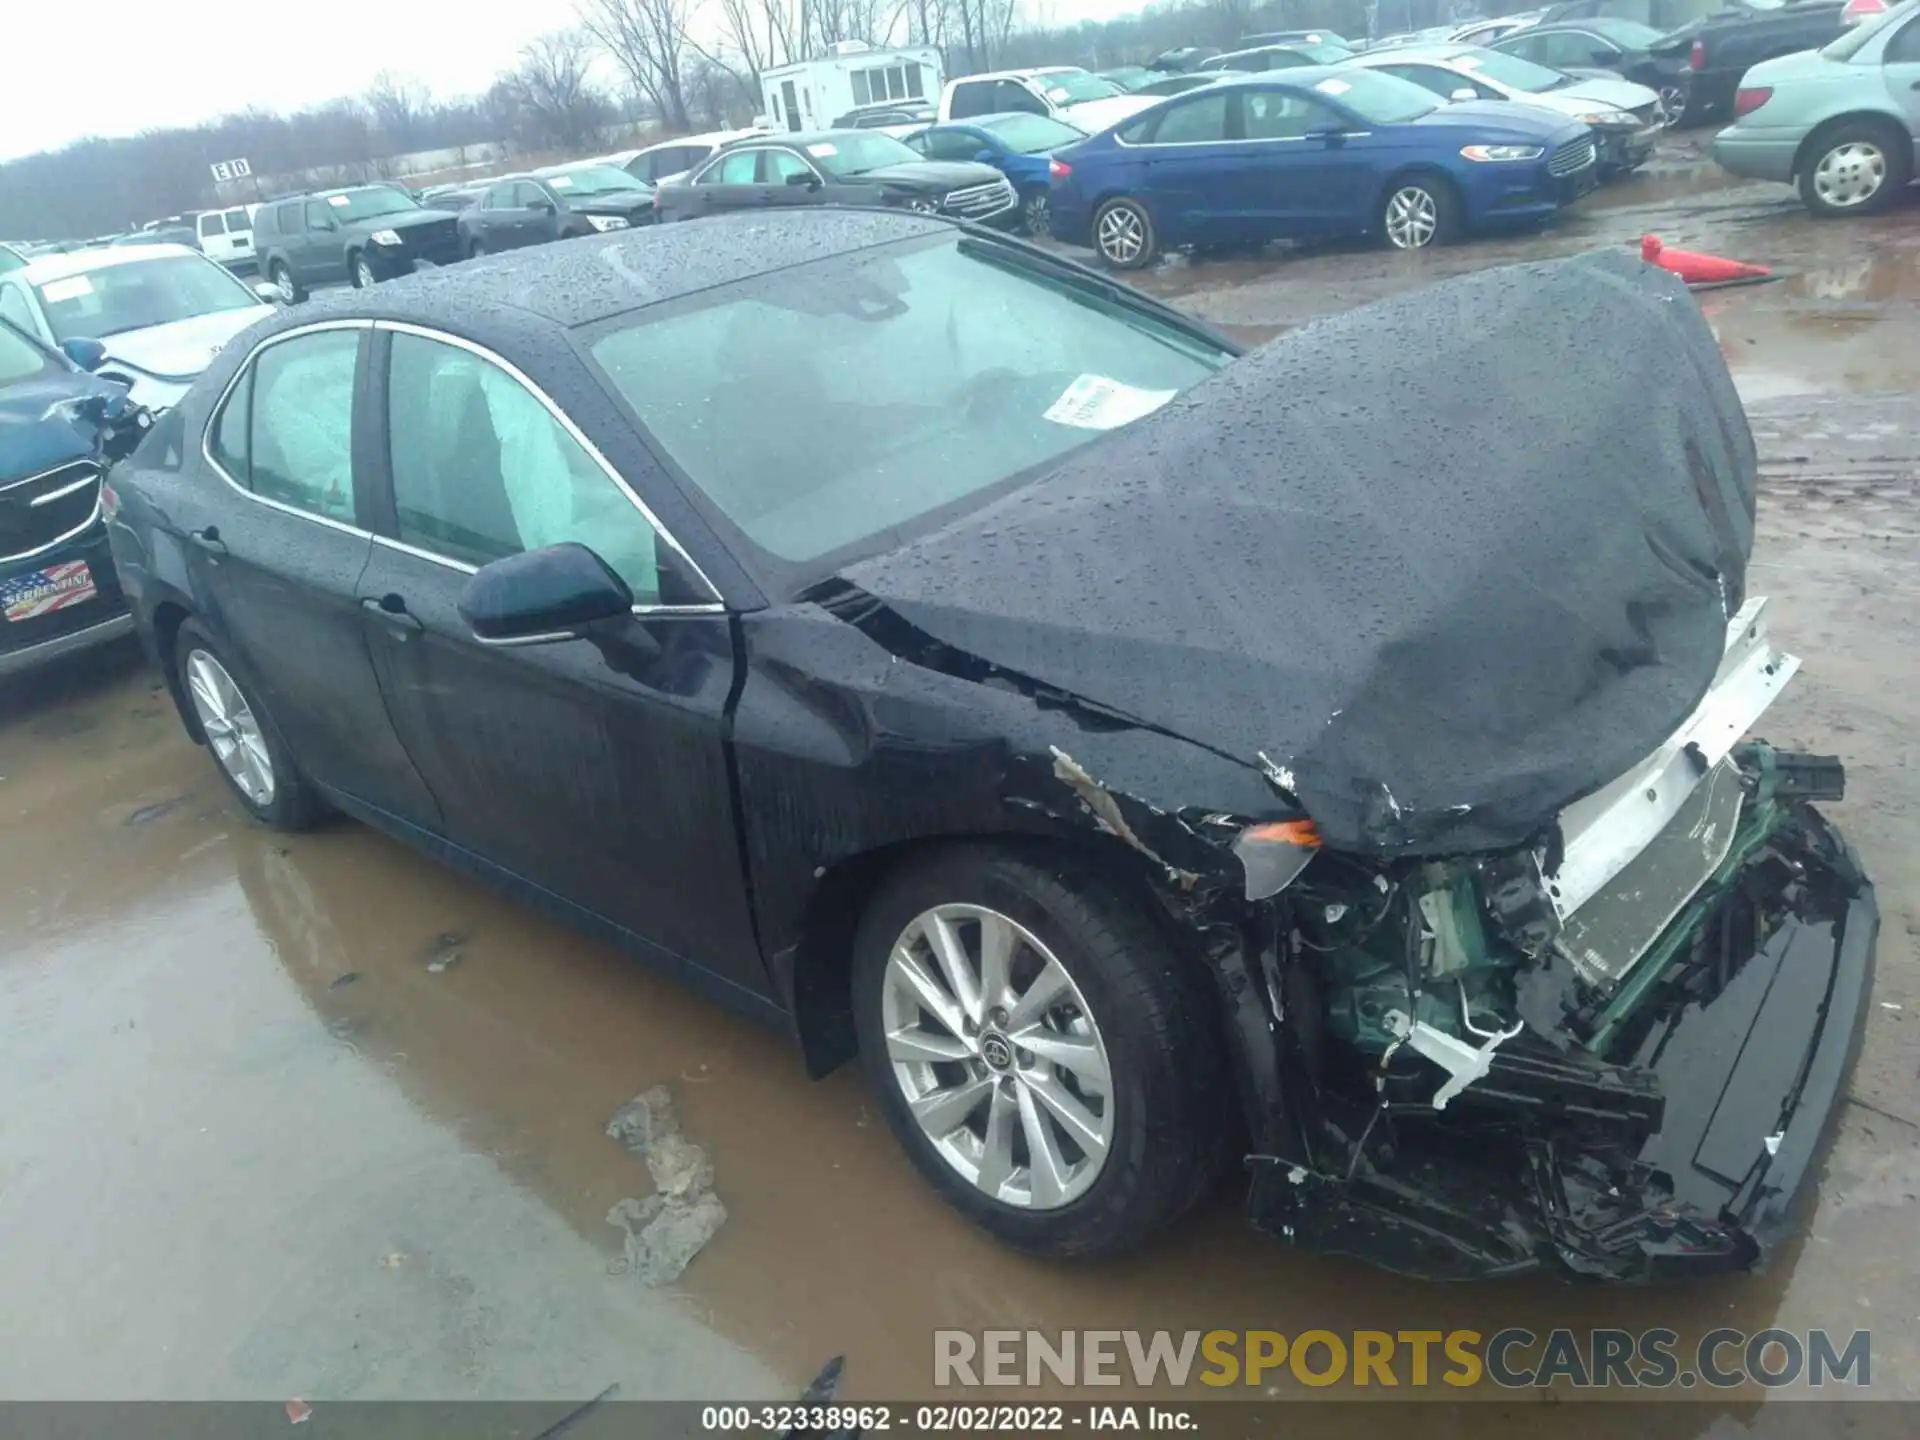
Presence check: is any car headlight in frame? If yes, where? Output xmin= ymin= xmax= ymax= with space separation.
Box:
xmin=586 ymin=215 xmax=629 ymax=232
xmin=1459 ymin=144 xmax=1545 ymax=162
xmin=1575 ymin=110 xmax=1634 ymax=127
xmin=369 ymin=229 xmax=404 ymax=246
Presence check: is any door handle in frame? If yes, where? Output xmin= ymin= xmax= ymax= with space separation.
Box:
xmin=361 ymin=594 xmax=423 ymax=635
xmin=188 ymin=525 xmax=226 ymax=556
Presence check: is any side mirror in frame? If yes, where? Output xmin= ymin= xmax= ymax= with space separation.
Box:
xmin=537 ymin=200 xmax=558 ymax=215
xmin=61 ymin=336 xmax=108 ymax=371
xmin=458 ymin=542 xmax=633 ymax=645
xmin=974 ymin=148 xmax=999 ymax=164
xmin=784 ymin=171 xmax=819 ymax=187
xmin=252 ymin=280 xmax=283 ymax=304
xmin=1449 ymin=87 xmax=1479 ymax=102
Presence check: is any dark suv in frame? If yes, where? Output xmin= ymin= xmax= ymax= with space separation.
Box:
xmin=252 ymin=186 xmax=464 ymax=302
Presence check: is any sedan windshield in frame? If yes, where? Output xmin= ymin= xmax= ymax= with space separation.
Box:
xmin=1453 ymin=49 xmax=1574 ymax=92
xmin=34 ymin=254 xmax=262 ymax=342
xmin=318 ymin=188 xmax=423 ymax=221
xmin=808 ymin=133 xmax=923 ymax=176
xmin=588 ymin=234 xmax=1231 ymax=568
xmin=543 ymin=165 xmax=651 ymax=197
xmin=979 ymin=112 xmax=1086 ymax=152
xmin=1038 ymin=71 xmax=1123 ymax=103
xmin=1311 ymin=70 xmax=1439 ymax=124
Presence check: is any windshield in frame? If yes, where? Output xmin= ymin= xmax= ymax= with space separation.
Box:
xmin=318 ymin=188 xmax=423 ymax=221
xmin=587 ymin=234 xmax=1230 ymax=568
xmin=1038 ymin=71 xmax=1123 ymax=103
xmin=808 ymin=132 xmax=923 ymax=176
xmin=0 ymin=318 xmax=59 ymax=383
xmin=1294 ymin=42 xmax=1353 ymax=62
xmin=33 ymin=254 xmax=262 ymax=342
xmin=1313 ymin=70 xmax=1439 ymax=124
xmin=543 ymin=165 xmax=651 ymax=197
xmin=1825 ymin=0 xmax=1916 ymax=58
xmin=979 ymin=112 xmax=1086 ymax=152
xmin=1454 ymin=49 xmax=1573 ymax=92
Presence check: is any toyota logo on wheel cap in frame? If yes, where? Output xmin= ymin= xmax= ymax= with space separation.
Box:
xmin=979 ymin=1033 xmax=1014 ymax=1070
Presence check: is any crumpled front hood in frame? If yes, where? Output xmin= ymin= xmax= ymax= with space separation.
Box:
xmin=1555 ymin=75 xmax=1661 ymax=113
xmin=0 ymin=373 xmax=125 ymax=481
xmin=100 ymin=307 xmax=273 ymax=383
xmin=839 ymin=250 xmax=1756 ymax=857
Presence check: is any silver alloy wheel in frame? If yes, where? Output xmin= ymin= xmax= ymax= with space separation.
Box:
xmin=1385 ymin=186 xmax=1438 ymax=249
xmin=1023 ymin=190 xmax=1048 ymax=235
xmin=1813 ymin=141 xmax=1886 ymax=209
xmin=354 ymin=257 xmax=377 ymax=288
xmin=184 ymin=648 xmax=276 ymax=806
xmin=1656 ymin=85 xmax=1687 ymax=127
xmin=274 ymin=265 xmax=296 ymax=303
xmin=881 ymin=903 xmax=1115 ymax=1209
xmin=1096 ymin=203 xmax=1145 ymax=264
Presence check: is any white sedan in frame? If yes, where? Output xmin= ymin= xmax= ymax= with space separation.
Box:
xmin=0 ymin=244 xmax=277 ymax=410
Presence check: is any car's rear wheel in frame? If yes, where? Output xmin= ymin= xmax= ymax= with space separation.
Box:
xmin=468 ymin=237 xmax=487 ymax=259
xmin=1091 ymin=197 xmax=1157 ymax=269
xmin=1656 ymin=83 xmax=1688 ymax=127
xmin=351 ymin=253 xmax=378 ymax=289
xmin=1380 ymin=175 xmax=1460 ymax=250
xmin=175 ymin=619 xmax=321 ymax=831
xmin=853 ymin=846 xmax=1229 ymax=1258
xmin=270 ymin=261 xmax=303 ymax=304
xmin=1799 ymin=120 xmax=1911 ymax=217
xmin=1020 ymin=187 xmax=1049 ymax=237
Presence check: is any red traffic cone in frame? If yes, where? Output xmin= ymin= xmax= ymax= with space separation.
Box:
xmin=1641 ymin=234 xmax=1773 ymax=288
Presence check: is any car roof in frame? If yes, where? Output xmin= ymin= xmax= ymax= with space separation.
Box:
xmin=1352 ymin=42 xmax=1475 ymax=63
xmin=726 ymin=128 xmax=875 ymax=148
xmin=12 ymin=243 xmax=204 ymax=282
xmin=536 ymin=160 xmax=633 ymax=174
xmin=636 ymin=128 xmax=766 ymax=155
xmin=263 ymin=208 xmax=952 ymax=334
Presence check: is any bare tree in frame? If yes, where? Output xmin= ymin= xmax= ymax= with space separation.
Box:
xmin=364 ymin=71 xmax=432 ymax=157
xmin=582 ymin=0 xmax=694 ymax=132
xmin=505 ymin=30 xmax=612 ymax=150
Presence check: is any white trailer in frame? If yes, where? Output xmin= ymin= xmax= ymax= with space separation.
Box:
xmin=760 ymin=42 xmax=944 ymax=133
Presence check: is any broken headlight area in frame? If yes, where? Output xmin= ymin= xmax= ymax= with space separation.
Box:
xmin=1241 ymin=744 xmax=1875 ymax=1282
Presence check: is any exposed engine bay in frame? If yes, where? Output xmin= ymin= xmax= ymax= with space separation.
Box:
xmin=1242 ymin=599 xmax=1877 ymax=1280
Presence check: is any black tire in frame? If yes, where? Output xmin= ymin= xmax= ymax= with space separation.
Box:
xmin=173 ymin=619 xmax=322 ymax=831
xmin=1797 ymin=118 xmax=1912 ymax=218
xmin=269 ymin=260 xmax=304 ymax=304
xmin=349 ymin=251 xmax=377 ymax=289
xmin=1090 ymin=196 xmax=1157 ymax=270
xmin=467 ymin=237 xmax=487 ymax=259
xmin=1019 ymin=186 xmax=1049 ymax=238
xmin=853 ymin=845 xmax=1230 ymax=1258
xmin=1378 ymin=173 xmax=1461 ymax=250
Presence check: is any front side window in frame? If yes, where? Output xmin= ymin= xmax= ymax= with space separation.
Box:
xmin=707 ymin=150 xmax=762 ymax=185
xmin=979 ymin=112 xmax=1085 ymax=152
xmin=33 ymin=254 xmax=262 ymax=343
xmin=224 ymin=208 xmax=252 ymax=232
xmin=948 ymin=81 xmax=994 ymax=118
xmin=1243 ymin=90 xmax=1340 ymax=139
xmin=587 ymin=234 xmax=1230 ymax=568
xmin=247 ymin=330 xmax=360 ymax=523
xmin=386 ymin=333 xmax=662 ymax=599
xmin=304 ymin=200 xmax=334 ymax=230
xmin=923 ymin=128 xmax=986 ymax=161
xmin=763 ymin=150 xmax=815 ymax=183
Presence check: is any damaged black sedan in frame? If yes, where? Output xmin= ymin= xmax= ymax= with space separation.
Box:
xmin=103 ymin=211 xmax=1877 ymax=1281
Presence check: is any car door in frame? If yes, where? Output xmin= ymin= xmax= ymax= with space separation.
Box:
xmin=353 ymin=325 xmax=769 ymax=998
xmin=524 ymin=180 xmax=569 ymax=242
xmin=1236 ymin=86 xmax=1375 ymax=237
xmin=760 ymin=146 xmax=840 ymax=207
xmin=1882 ymin=10 xmax=1920 ymax=131
xmin=196 ymin=212 xmax=228 ymax=264
xmin=683 ymin=147 xmax=768 ymax=218
xmin=298 ymin=200 xmax=339 ymax=285
xmin=1129 ymin=90 xmax=1251 ymax=243
xmin=190 ymin=323 xmax=443 ymax=828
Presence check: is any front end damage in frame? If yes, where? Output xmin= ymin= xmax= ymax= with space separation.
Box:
xmin=1183 ymin=599 xmax=1877 ymax=1281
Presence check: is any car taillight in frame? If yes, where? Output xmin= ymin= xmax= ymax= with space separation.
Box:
xmin=100 ymin=481 xmax=119 ymax=519
xmin=1841 ymin=0 xmax=1886 ymax=22
xmin=1049 ymin=158 xmax=1072 ymax=179
xmin=1689 ymin=39 xmax=1705 ymax=69
xmin=1733 ymin=86 xmax=1773 ymax=117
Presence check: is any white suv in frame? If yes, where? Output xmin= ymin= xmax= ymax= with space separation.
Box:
xmin=192 ymin=206 xmax=259 ymax=272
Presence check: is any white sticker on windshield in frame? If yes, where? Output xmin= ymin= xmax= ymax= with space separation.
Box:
xmin=327 ymin=194 xmax=352 ymax=206
xmin=549 ymin=174 xmax=574 ymax=188
xmin=1045 ymin=87 xmax=1070 ymax=102
xmin=1044 ymin=374 xmax=1176 ymax=431
xmin=807 ymin=142 xmax=838 ymax=157
xmin=40 ymin=275 xmax=94 ymax=302
xmin=1457 ymin=56 xmax=1485 ymax=71
xmin=1313 ymin=78 xmax=1352 ymax=95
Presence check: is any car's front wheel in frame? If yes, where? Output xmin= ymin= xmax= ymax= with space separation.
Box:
xmin=269 ymin=261 xmax=304 ymax=304
xmin=175 ymin=619 xmax=322 ymax=831
xmin=1091 ymin=197 xmax=1157 ymax=269
xmin=1380 ymin=175 xmax=1460 ymax=250
xmin=1799 ymin=120 xmax=1911 ymax=217
xmin=350 ymin=253 xmax=378 ymax=289
xmin=853 ymin=846 xmax=1229 ymax=1258
xmin=1020 ymin=187 xmax=1049 ymax=237
xmin=1656 ymin=83 xmax=1688 ymax=127
xmin=467 ymin=237 xmax=487 ymax=259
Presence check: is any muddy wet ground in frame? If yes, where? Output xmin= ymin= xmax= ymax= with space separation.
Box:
xmin=2 ymin=160 xmax=1917 ymax=1422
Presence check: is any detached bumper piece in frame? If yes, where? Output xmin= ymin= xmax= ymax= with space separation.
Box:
xmin=1247 ymin=803 xmax=1877 ymax=1281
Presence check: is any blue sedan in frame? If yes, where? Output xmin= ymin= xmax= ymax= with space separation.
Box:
xmin=904 ymin=112 xmax=1090 ymax=234
xmin=1047 ymin=69 xmax=1600 ymax=267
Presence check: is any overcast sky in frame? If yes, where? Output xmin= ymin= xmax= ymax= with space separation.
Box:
xmin=3 ymin=0 xmax=1140 ymax=162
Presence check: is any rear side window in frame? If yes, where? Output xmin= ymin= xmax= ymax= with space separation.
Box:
xmin=246 ymin=330 xmax=360 ymax=523
xmin=274 ymin=202 xmax=302 ymax=233
xmin=198 ymin=214 xmax=226 ymax=237
xmin=207 ymin=365 xmax=252 ymax=480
